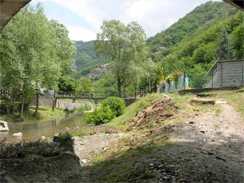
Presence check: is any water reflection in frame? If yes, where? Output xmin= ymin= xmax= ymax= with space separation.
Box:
xmin=0 ymin=114 xmax=85 ymax=142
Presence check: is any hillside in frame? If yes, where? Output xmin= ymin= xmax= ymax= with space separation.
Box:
xmin=74 ymin=41 xmax=108 ymax=76
xmin=148 ymin=1 xmax=236 ymax=57
xmin=148 ymin=1 xmax=244 ymax=88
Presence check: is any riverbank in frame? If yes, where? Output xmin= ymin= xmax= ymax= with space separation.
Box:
xmin=2 ymin=91 xmax=244 ymax=182
xmin=0 ymin=107 xmax=65 ymax=123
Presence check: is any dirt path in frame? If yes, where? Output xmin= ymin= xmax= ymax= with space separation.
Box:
xmin=164 ymin=99 xmax=244 ymax=182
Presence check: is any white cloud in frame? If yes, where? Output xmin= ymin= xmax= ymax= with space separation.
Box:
xmin=68 ymin=25 xmax=96 ymax=41
xmin=33 ymin=0 xmax=222 ymax=41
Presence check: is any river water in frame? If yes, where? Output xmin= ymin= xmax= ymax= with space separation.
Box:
xmin=0 ymin=114 xmax=88 ymax=143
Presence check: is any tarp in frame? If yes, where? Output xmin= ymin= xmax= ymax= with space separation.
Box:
xmin=0 ymin=0 xmax=31 ymax=30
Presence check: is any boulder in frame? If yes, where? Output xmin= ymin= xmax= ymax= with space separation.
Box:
xmin=12 ymin=132 xmax=23 ymax=140
xmin=0 ymin=121 xmax=9 ymax=132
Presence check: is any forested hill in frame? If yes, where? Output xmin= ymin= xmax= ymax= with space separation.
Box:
xmin=148 ymin=1 xmax=244 ymax=88
xmin=74 ymin=41 xmax=107 ymax=76
xmin=148 ymin=1 xmax=236 ymax=56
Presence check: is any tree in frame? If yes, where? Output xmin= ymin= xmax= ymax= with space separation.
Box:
xmin=0 ymin=6 xmax=75 ymax=117
xmin=75 ymin=77 xmax=93 ymax=96
xmin=217 ymin=28 xmax=230 ymax=60
xmin=230 ymin=23 xmax=244 ymax=59
xmin=96 ymin=20 xmax=147 ymax=97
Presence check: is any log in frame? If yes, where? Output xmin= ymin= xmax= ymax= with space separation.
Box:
xmin=190 ymin=98 xmax=215 ymax=105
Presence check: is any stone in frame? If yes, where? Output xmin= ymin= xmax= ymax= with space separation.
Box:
xmin=12 ymin=132 xmax=23 ymax=140
xmin=0 ymin=120 xmax=9 ymax=132
xmin=41 ymin=136 xmax=46 ymax=141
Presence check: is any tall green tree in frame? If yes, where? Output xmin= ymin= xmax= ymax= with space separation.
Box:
xmin=0 ymin=6 xmax=75 ymax=116
xmin=230 ymin=23 xmax=244 ymax=59
xmin=96 ymin=20 xmax=147 ymax=97
xmin=217 ymin=28 xmax=230 ymax=60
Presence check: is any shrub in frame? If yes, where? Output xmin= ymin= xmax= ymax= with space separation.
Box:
xmin=86 ymin=106 xmax=115 ymax=125
xmin=101 ymin=97 xmax=126 ymax=117
xmin=86 ymin=97 xmax=126 ymax=125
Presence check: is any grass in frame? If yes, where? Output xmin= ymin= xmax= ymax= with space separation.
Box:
xmin=207 ymin=89 xmax=244 ymax=117
xmin=109 ymin=93 xmax=166 ymax=129
xmin=0 ymin=106 xmax=65 ymax=123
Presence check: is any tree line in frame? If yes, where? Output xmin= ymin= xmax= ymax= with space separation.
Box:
xmin=0 ymin=6 xmax=75 ymax=117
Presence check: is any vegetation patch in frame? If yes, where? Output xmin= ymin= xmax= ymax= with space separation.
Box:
xmin=86 ymin=97 xmax=126 ymax=125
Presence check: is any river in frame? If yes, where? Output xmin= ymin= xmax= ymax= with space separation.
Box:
xmin=0 ymin=113 xmax=89 ymax=143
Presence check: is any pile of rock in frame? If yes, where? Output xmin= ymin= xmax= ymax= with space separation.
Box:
xmin=129 ymin=96 xmax=177 ymax=128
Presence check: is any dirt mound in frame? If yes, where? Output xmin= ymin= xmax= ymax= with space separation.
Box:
xmin=129 ymin=96 xmax=177 ymax=128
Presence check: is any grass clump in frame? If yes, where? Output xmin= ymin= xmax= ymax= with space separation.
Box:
xmin=109 ymin=93 xmax=165 ymax=129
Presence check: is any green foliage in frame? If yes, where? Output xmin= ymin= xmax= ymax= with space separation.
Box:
xmin=75 ymin=77 xmax=93 ymax=95
xmin=0 ymin=6 xmax=75 ymax=114
xmin=86 ymin=97 xmax=125 ymax=125
xmin=97 ymin=20 xmax=148 ymax=97
xmin=230 ymin=22 xmax=244 ymax=59
xmin=148 ymin=1 xmax=235 ymax=55
xmin=110 ymin=94 xmax=163 ymax=129
xmin=148 ymin=1 xmax=244 ymax=88
xmin=217 ymin=28 xmax=231 ymax=60
xmin=74 ymin=41 xmax=108 ymax=76
xmin=101 ymin=97 xmax=126 ymax=117
xmin=86 ymin=105 xmax=115 ymax=125
xmin=58 ymin=76 xmax=76 ymax=94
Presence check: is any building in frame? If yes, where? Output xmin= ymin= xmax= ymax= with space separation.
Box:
xmin=0 ymin=0 xmax=31 ymax=30
xmin=206 ymin=60 xmax=244 ymax=88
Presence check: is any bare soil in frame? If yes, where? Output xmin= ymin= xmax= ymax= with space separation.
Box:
xmin=1 ymin=96 xmax=244 ymax=183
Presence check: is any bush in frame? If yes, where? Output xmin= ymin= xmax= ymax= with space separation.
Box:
xmin=86 ymin=106 xmax=115 ymax=125
xmin=86 ymin=97 xmax=126 ymax=125
xmin=101 ymin=97 xmax=126 ymax=117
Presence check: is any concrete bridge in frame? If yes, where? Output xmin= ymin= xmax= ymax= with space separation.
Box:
xmin=54 ymin=94 xmax=136 ymax=108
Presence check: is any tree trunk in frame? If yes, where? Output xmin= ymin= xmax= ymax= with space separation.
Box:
xmin=20 ymin=94 xmax=25 ymax=118
xmin=117 ymin=76 xmax=122 ymax=97
xmin=52 ymin=92 xmax=57 ymax=111
xmin=34 ymin=89 xmax=39 ymax=115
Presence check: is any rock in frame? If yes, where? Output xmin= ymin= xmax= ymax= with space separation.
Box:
xmin=41 ymin=136 xmax=46 ymax=141
xmin=0 ymin=120 xmax=9 ymax=132
xmin=81 ymin=159 xmax=88 ymax=164
xmin=12 ymin=132 xmax=23 ymax=140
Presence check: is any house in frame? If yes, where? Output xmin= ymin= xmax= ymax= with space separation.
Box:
xmin=206 ymin=60 xmax=244 ymax=88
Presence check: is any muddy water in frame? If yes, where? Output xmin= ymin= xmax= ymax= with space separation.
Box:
xmin=0 ymin=114 xmax=88 ymax=142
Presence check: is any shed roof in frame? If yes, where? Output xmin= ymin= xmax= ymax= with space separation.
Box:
xmin=0 ymin=0 xmax=31 ymax=30
xmin=224 ymin=0 xmax=244 ymax=10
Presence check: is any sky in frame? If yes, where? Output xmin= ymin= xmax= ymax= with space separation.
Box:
xmin=31 ymin=0 xmax=221 ymax=41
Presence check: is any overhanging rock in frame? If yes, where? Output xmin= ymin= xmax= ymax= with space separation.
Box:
xmin=0 ymin=0 xmax=31 ymax=30
xmin=224 ymin=0 xmax=244 ymax=10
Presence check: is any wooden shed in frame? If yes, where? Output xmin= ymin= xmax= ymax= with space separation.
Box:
xmin=0 ymin=0 xmax=31 ymax=30
xmin=206 ymin=60 xmax=244 ymax=88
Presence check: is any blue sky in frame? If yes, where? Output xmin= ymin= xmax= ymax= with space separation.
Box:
xmin=31 ymin=0 xmax=221 ymax=41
